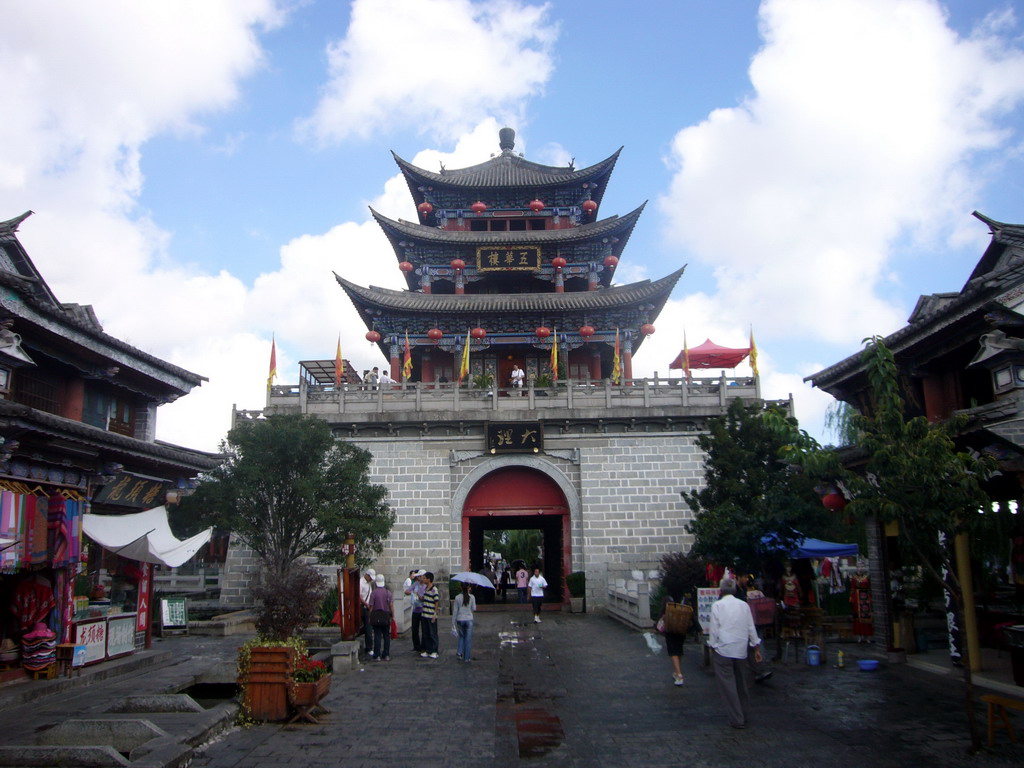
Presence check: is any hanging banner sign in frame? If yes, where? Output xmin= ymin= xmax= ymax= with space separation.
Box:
xmin=697 ymin=587 xmax=720 ymax=635
xmin=136 ymin=564 xmax=151 ymax=633
xmin=92 ymin=473 xmax=169 ymax=509
xmin=476 ymin=246 xmax=542 ymax=272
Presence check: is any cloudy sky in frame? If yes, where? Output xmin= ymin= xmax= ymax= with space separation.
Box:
xmin=3 ymin=0 xmax=1023 ymax=451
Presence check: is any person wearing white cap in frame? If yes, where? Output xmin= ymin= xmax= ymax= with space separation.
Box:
xmin=368 ymin=574 xmax=394 ymax=661
xmin=360 ymin=569 xmax=376 ymax=657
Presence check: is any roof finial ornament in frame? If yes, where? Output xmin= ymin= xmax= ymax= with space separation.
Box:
xmin=499 ymin=126 xmax=516 ymax=154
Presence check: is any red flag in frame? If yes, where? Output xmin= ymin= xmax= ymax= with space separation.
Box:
xmin=334 ymin=335 xmax=343 ymax=388
xmin=403 ymin=331 xmax=413 ymax=381
xmin=267 ymin=335 xmax=277 ymax=392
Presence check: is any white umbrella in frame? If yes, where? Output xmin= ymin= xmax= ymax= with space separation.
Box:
xmin=452 ymin=571 xmax=495 ymax=589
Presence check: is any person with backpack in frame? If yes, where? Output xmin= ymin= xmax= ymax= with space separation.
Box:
xmin=368 ymin=573 xmax=394 ymax=661
xmin=659 ymin=588 xmax=694 ymax=686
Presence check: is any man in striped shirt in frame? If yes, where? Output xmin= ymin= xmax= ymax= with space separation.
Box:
xmin=419 ymin=572 xmax=440 ymax=659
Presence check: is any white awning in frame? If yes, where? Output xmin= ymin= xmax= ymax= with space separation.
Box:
xmin=82 ymin=506 xmax=212 ymax=568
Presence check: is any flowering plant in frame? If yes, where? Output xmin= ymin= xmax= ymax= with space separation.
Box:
xmin=294 ymin=655 xmax=328 ymax=683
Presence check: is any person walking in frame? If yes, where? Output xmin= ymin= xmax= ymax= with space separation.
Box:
xmin=452 ymin=582 xmax=476 ymax=662
xmin=709 ymin=576 xmax=763 ymax=729
xmin=516 ymin=564 xmax=529 ymax=603
xmin=419 ymin=572 xmax=440 ymax=658
xmin=528 ymin=566 xmax=548 ymax=623
xmin=659 ymin=589 xmax=693 ymax=686
xmin=368 ymin=574 xmax=394 ymax=661
xmin=360 ymin=569 xmax=376 ymax=657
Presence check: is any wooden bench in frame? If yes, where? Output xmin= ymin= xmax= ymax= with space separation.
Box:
xmin=980 ymin=693 xmax=1024 ymax=746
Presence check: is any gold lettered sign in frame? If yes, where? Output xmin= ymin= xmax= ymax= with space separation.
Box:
xmin=476 ymin=246 xmax=542 ymax=272
xmin=487 ymin=421 xmax=543 ymax=454
xmin=92 ymin=472 xmax=169 ymax=508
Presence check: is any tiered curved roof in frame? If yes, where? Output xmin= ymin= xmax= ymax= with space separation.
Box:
xmin=393 ymin=146 xmax=619 ymax=212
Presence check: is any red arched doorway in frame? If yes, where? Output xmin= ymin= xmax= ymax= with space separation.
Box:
xmin=462 ymin=466 xmax=570 ymax=604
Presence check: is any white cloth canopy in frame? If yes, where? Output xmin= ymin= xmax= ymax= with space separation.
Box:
xmin=82 ymin=506 xmax=211 ymax=568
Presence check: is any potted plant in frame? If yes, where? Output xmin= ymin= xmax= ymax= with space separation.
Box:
xmin=237 ymin=636 xmax=300 ymax=722
xmin=534 ymin=373 xmax=552 ymax=395
xmin=472 ymin=372 xmax=494 ymax=390
xmin=566 ymin=571 xmax=586 ymax=613
xmin=291 ymin=652 xmax=332 ymax=713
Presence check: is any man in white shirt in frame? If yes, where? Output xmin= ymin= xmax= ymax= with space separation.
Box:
xmin=709 ymin=576 xmax=763 ymax=729
xmin=360 ymin=569 xmax=376 ymax=657
xmin=378 ymin=367 xmax=395 ymax=385
xmin=510 ymin=364 xmax=525 ymax=389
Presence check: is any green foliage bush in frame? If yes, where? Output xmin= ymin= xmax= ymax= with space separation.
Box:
xmin=566 ymin=571 xmax=586 ymax=598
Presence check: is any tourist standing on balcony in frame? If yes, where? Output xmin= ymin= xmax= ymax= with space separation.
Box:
xmin=511 ymin=364 xmax=525 ymax=389
xmin=419 ymin=572 xmax=440 ymax=659
xmin=378 ymin=367 xmax=394 ymax=385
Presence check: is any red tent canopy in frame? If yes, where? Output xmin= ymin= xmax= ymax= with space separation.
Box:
xmin=669 ymin=339 xmax=751 ymax=370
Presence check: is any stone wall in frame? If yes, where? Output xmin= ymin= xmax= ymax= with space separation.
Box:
xmin=220 ymin=428 xmax=707 ymax=610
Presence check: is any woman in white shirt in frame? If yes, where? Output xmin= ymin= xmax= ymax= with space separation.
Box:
xmin=452 ymin=582 xmax=476 ymax=662
xmin=528 ymin=567 xmax=548 ymax=623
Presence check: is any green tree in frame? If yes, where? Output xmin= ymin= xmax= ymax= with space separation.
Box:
xmin=177 ymin=414 xmax=394 ymax=578
xmin=685 ymin=399 xmax=838 ymax=573
xmin=790 ymin=338 xmax=996 ymax=751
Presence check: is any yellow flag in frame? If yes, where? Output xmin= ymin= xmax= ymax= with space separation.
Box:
xmin=550 ymin=328 xmax=559 ymax=382
xmin=403 ymin=331 xmax=413 ymax=381
xmin=612 ymin=328 xmax=621 ymax=384
xmin=749 ymin=326 xmax=759 ymax=377
xmin=334 ymin=335 xmax=343 ymax=388
xmin=458 ymin=329 xmax=471 ymax=383
xmin=267 ymin=335 xmax=277 ymax=392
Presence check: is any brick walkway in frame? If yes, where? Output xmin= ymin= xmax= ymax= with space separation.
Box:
xmin=187 ymin=611 xmax=1022 ymax=768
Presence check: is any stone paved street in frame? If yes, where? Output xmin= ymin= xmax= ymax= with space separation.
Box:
xmin=189 ymin=611 xmax=1022 ymax=768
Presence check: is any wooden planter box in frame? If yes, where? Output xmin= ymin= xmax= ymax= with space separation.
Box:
xmin=289 ymin=674 xmax=332 ymax=724
xmin=241 ymin=646 xmax=294 ymax=722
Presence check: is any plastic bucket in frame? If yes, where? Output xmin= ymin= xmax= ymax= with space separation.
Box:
xmin=806 ymin=645 xmax=821 ymax=666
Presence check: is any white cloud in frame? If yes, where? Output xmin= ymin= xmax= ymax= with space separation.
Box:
xmin=0 ymin=0 xmax=559 ymax=453
xmin=658 ymin=0 xmax=1024 ymax=350
xmin=297 ymin=0 xmax=558 ymax=145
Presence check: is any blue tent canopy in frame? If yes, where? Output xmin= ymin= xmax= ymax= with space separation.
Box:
xmin=761 ymin=533 xmax=858 ymax=559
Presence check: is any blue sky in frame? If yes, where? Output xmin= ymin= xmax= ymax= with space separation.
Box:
xmin=3 ymin=0 xmax=1024 ymax=451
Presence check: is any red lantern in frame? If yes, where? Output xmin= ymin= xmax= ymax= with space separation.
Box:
xmin=399 ymin=261 xmax=414 ymax=273
xmin=551 ymin=256 xmax=567 ymax=270
xmin=470 ymin=327 xmax=487 ymax=340
xmin=603 ymin=255 xmax=619 ymax=268
xmin=427 ymin=328 xmax=443 ymax=342
xmin=582 ymin=199 xmax=597 ymax=215
xmin=417 ymin=202 xmax=433 ymax=216
xmin=822 ymin=492 xmax=847 ymax=512
xmin=450 ymin=258 xmax=466 ymax=271
xmin=579 ymin=325 xmax=595 ymax=338
xmin=471 ymin=201 xmax=487 ymax=214
xmin=640 ymin=323 xmax=655 ymax=336
xmin=529 ymin=199 xmax=544 ymax=212
xmin=535 ymin=326 xmax=551 ymax=338
xmin=365 ymin=330 xmax=382 ymax=344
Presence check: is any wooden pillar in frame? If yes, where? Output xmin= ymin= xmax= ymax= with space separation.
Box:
xmin=555 ymin=269 xmax=564 ymax=293
xmin=955 ymin=533 xmax=981 ymax=672
xmin=455 ymin=270 xmax=465 ymax=295
xmin=588 ymin=267 xmax=599 ymax=291
xmin=422 ymin=352 xmax=434 ymax=384
xmin=62 ymin=379 xmax=85 ymax=421
xmin=389 ymin=343 xmax=401 ymax=383
xmin=590 ymin=348 xmax=601 ymax=381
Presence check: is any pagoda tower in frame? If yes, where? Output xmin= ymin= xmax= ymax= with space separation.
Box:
xmin=338 ymin=128 xmax=682 ymax=387
xmin=230 ymin=130 xmax=779 ymax=618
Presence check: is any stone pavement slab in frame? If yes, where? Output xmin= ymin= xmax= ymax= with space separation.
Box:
xmin=185 ymin=612 xmax=1022 ymax=768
